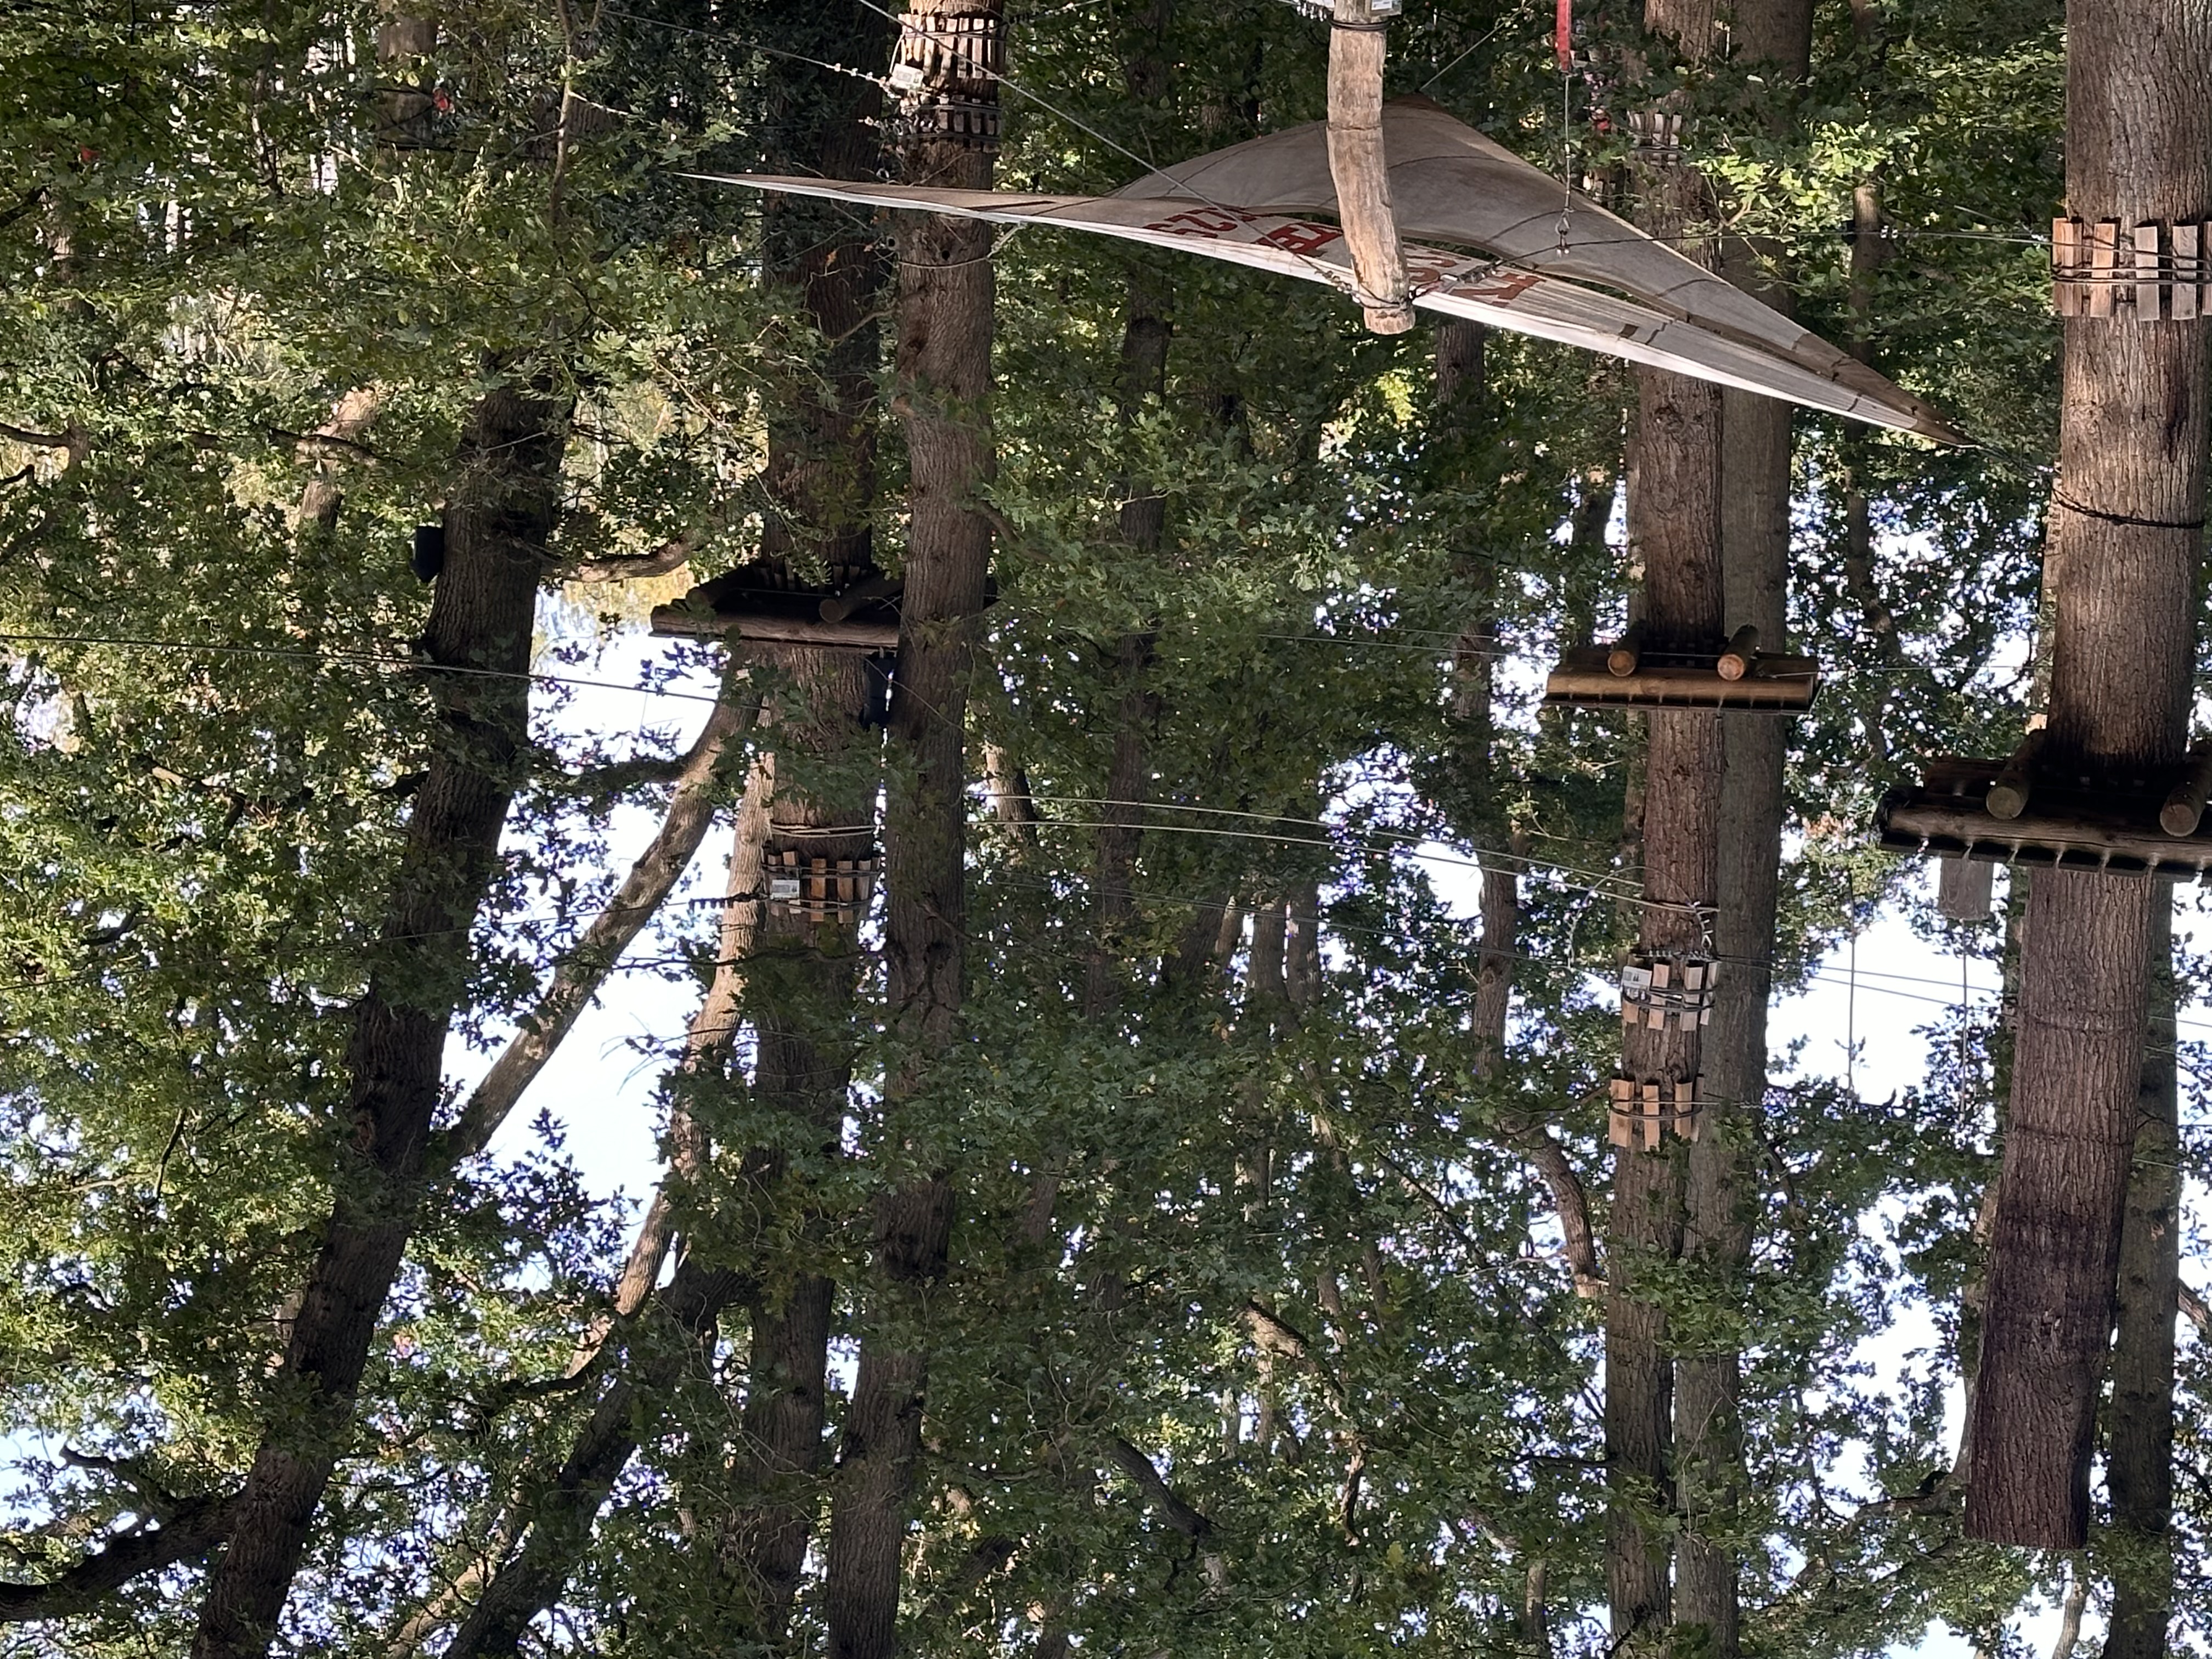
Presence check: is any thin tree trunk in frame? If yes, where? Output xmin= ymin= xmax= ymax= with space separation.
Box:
xmin=701 ymin=20 xmax=891 ymax=1639
xmin=1081 ymin=276 xmax=1170 ymax=1022
xmin=440 ymin=653 xmax=871 ymax=1657
xmin=192 ymin=380 xmax=568 ymax=1659
xmin=823 ymin=6 xmax=1000 ymax=1652
xmin=1609 ymin=0 xmax=1725 ymax=1643
xmin=2103 ymin=888 xmax=2179 ymax=1658
xmin=445 ymin=675 xmax=756 ymax=1161
xmin=1966 ymin=0 xmax=2210 ymax=1547
xmin=1674 ymin=4 xmax=1808 ymax=1650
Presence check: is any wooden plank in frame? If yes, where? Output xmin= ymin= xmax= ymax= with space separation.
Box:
xmin=1877 ymin=789 xmax=2212 ymax=878
xmin=2052 ymin=217 xmax=2081 ymax=316
xmin=650 ymin=605 xmax=902 ymax=650
xmin=1673 ymin=1080 xmax=1699 ymax=1144
xmin=1937 ymin=856 xmax=1995 ymax=921
xmin=1609 ymin=1077 xmax=1635 ymax=1148
xmin=2176 ymin=222 xmax=2203 ymax=320
xmin=2087 ymin=219 xmax=2118 ymax=317
xmin=1326 ymin=0 xmax=1412 ymax=335
xmin=2134 ymin=222 xmax=2163 ymax=319
xmin=1543 ymin=663 xmax=1816 ymax=712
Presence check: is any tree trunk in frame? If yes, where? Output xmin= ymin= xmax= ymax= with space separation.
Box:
xmin=191 ymin=379 xmax=567 ymax=1659
xmin=2103 ymin=888 xmax=2179 ymax=1658
xmin=1081 ymin=276 xmax=1171 ymax=1022
xmin=1609 ymin=0 xmax=1725 ymax=1644
xmin=823 ymin=5 xmax=1000 ymax=1654
xmin=1966 ymin=0 xmax=2209 ymax=1548
xmin=1674 ymin=4 xmax=1808 ymax=1651
xmin=714 ymin=650 xmax=878 ymax=1643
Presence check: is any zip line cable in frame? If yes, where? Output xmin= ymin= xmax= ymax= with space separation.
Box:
xmin=0 ymin=630 xmax=733 ymax=706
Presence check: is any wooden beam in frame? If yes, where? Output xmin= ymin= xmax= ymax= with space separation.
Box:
xmin=1326 ymin=0 xmax=1412 ymax=335
xmin=649 ymin=605 xmax=901 ymax=650
xmin=1879 ymin=792 xmax=2212 ymax=879
xmin=1543 ymin=657 xmax=1816 ymax=713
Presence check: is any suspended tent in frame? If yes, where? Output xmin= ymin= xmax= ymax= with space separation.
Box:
xmin=689 ymin=97 xmax=1959 ymax=442
xmin=683 ymin=95 xmax=1961 ymax=702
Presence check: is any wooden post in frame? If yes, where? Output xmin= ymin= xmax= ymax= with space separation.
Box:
xmin=1607 ymin=620 xmax=1646 ymax=678
xmin=1327 ymin=0 xmax=1413 ymax=335
xmin=1985 ymin=726 xmax=2046 ymax=820
xmin=2053 ymin=216 xmax=2083 ymax=316
xmin=1938 ymin=856 xmax=1996 ymax=921
xmin=1715 ymin=624 xmax=1759 ymax=681
xmin=2158 ymin=740 xmax=2212 ymax=837
xmin=2086 ymin=219 xmax=2119 ymax=318
xmin=2133 ymin=223 xmax=2163 ymax=319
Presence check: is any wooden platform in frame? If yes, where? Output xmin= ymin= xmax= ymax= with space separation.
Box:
xmin=1542 ymin=639 xmax=1818 ymax=714
xmin=650 ymin=568 xmax=903 ymax=651
xmin=1877 ymin=755 xmax=2212 ymax=878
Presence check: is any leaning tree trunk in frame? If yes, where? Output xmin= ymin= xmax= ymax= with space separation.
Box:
xmin=1607 ymin=0 xmax=1726 ymax=1646
xmin=822 ymin=5 xmax=1001 ymax=1655
xmin=1673 ymin=4 xmax=1809 ymax=1652
xmin=1965 ymin=0 xmax=2210 ymax=1548
xmin=2102 ymin=888 xmax=2180 ymax=1657
xmin=191 ymin=379 xmax=567 ymax=1659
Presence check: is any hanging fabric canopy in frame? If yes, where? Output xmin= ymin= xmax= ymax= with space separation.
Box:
xmin=692 ymin=97 xmax=1961 ymax=443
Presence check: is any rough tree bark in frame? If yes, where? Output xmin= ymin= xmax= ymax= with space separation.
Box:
xmin=822 ymin=5 xmax=1000 ymax=1654
xmin=709 ymin=648 xmax=878 ymax=1643
xmin=1607 ymin=0 xmax=1725 ymax=1645
xmin=1965 ymin=0 xmax=2210 ymax=1548
xmin=1673 ymin=3 xmax=1809 ymax=1652
xmin=2103 ymin=889 xmax=2180 ymax=1658
xmin=191 ymin=380 xmax=568 ymax=1659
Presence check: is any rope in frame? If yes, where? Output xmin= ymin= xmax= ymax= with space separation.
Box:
xmin=2050 ymin=491 xmax=2207 ymax=533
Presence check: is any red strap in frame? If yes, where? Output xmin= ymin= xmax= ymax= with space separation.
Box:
xmin=1555 ymin=0 xmax=1572 ymax=70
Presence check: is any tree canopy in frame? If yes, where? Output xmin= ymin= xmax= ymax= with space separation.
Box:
xmin=0 ymin=0 xmax=2202 ymax=1655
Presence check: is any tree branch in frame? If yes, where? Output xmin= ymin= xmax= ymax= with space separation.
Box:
xmin=2180 ymin=1280 xmax=2208 ymax=1335
xmin=443 ymin=674 xmax=756 ymax=1162
xmin=566 ymin=539 xmax=693 ymax=583
xmin=561 ymin=751 xmax=690 ymax=804
xmin=0 ymin=420 xmax=88 ymax=470
xmin=0 ymin=1492 xmax=238 ymax=1622
xmin=1104 ymin=1438 xmax=1214 ymax=1541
